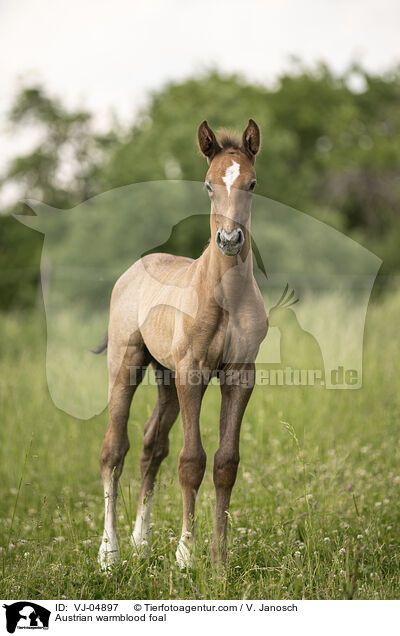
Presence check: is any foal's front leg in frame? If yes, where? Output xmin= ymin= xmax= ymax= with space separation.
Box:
xmin=213 ymin=363 xmax=255 ymax=565
xmin=98 ymin=380 xmax=133 ymax=569
xmin=175 ymin=363 xmax=207 ymax=568
xmin=98 ymin=346 xmax=147 ymax=569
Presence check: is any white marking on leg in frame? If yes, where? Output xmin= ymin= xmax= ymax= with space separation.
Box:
xmin=98 ymin=479 xmax=120 ymax=569
xmin=131 ymin=494 xmax=153 ymax=556
xmin=222 ymin=160 xmax=240 ymax=196
xmin=176 ymin=531 xmax=195 ymax=569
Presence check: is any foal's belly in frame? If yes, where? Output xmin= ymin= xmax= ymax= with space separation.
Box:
xmin=140 ymin=299 xmax=265 ymax=372
xmin=140 ymin=304 xmax=188 ymax=371
xmin=139 ymin=304 xmax=224 ymax=371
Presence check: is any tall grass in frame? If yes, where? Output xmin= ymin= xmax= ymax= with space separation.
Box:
xmin=0 ymin=289 xmax=399 ymax=599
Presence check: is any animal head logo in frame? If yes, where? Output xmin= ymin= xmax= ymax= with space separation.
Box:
xmin=3 ymin=602 xmax=50 ymax=634
xmin=14 ymin=180 xmax=381 ymax=417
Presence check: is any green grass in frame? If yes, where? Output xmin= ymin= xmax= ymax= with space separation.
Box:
xmin=0 ymin=289 xmax=399 ymax=600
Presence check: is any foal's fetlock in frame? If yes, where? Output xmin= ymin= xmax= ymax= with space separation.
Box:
xmin=211 ymin=535 xmax=227 ymax=569
xmin=98 ymin=537 xmax=120 ymax=570
xmin=176 ymin=531 xmax=195 ymax=569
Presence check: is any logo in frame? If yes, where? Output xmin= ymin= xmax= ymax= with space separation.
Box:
xmin=15 ymin=181 xmax=381 ymax=417
xmin=3 ymin=603 xmax=50 ymax=634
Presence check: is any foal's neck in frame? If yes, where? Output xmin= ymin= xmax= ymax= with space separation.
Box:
xmin=198 ymin=225 xmax=253 ymax=299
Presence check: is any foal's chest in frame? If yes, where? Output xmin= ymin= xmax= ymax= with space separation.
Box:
xmin=191 ymin=292 xmax=267 ymax=369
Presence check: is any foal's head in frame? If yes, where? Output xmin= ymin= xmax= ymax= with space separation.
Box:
xmin=198 ymin=119 xmax=261 ymax=256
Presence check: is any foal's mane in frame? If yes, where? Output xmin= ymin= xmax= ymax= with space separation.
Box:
xmin=217 ymin=129 xmax=241 ymax=151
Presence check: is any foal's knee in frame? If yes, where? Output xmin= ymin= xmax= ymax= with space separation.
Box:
xmin=140 ymin=434 xmax=169 ymax=475
xmin=178 ymin=448 xmax=206 ymax=491
xmin=99 ymin=429 xmax=130 ymax=480
xmin=213 ymin=448 xmax=240 ymax=491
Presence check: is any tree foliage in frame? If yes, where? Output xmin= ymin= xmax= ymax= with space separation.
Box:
xmin=1 ymin=64 xmax=400 ymax=309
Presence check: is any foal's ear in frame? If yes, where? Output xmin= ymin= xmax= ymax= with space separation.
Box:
xmin=197 ymin=120 xmax=222 ymax=163
xmin=241 ymin=118 xmax=261 ymax=162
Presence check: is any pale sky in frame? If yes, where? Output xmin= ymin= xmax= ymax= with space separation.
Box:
xmin=1 ymin=0 xmax=400 ymax=174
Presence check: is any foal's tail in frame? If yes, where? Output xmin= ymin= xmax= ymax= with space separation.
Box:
xmin=92 ymin=331 xmax=108 ymax=354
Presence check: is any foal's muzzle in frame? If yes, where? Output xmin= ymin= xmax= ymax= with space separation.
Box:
xmin=216 ymin=228 xmax=244 ymax=256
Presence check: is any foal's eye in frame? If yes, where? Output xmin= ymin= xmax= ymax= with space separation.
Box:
xmin=249 ymin=181 xmax=257 ymax=191
xmin=205 ymin=182 xmax=213 ymax=194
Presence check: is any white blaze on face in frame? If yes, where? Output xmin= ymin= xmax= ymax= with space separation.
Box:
xmin=222 ymin=160 xmax=240 ymax=196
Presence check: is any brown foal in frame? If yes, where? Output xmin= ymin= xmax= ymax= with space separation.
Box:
xmin=98 ymin=119 xmax=268 ymax=569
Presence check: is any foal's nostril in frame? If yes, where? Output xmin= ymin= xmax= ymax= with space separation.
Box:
xmin=235 ymin=229 xmax=243 ymax=244
xmin=216 ymin=228 xmax=244 ymax=254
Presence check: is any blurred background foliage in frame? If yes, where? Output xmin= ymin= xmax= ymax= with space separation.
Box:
xmin=1 ymin=62 xmax=400 ymax=310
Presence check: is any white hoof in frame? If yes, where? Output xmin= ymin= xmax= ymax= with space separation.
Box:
xmin=98 ymin=540 xmax=120 ymax=570
xmin=176 ymin=534 xmax=195 ymax=569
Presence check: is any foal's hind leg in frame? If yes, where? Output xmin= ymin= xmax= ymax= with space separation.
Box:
xmin=98 ymin=339 xmax=149 ymax=569
xmin=213 ymin=363 xmax=255 ymax=566
xmin=131 ymin=362 xmax=179 ymax=554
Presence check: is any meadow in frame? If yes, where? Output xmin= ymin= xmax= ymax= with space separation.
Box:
xmin=0 ymin=287 xmax=399 ymax=600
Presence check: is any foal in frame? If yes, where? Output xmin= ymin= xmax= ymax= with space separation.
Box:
xmin=98 ymin=119 xmax=268 ymax=569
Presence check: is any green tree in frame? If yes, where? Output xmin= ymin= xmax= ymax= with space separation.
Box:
xmin=2 ymin=65 xmax=400 ymax=311
xmin=0 ymin=85 xmax=118 ymax=309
